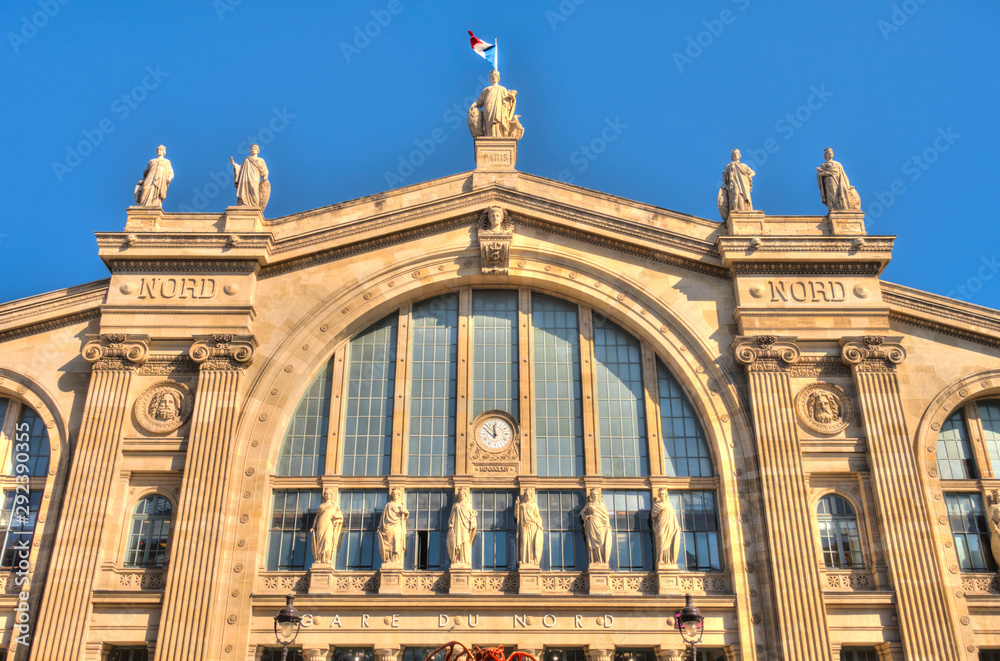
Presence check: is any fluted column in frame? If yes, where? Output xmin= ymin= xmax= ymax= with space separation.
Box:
xmin=155 ymin=334 xmax=256 ymax=661
xmin=840 ymin=336 xmax=962 ymax=660
xmin=33 ymin=334 xmax=149 ymax=661
xmin=732 ymin=336 xmax=832 ymax=661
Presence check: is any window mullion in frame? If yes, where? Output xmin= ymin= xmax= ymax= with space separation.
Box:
xmin=518 ymin=288 xmax=534 ymax=475
xmin=578 ymin=305 xmax=598 ymax=476
xmin=391 ymin=303 xmax=412 ymax=476
xmin=456 ymin=289 xmax=472 ymax=475
xmin=325 ymin=342 xmax=348 ymax=477
xmin=963 ymin=401 xmax=993 ymax=479
xmin=641 ymin=343 xmax=663 ymax=477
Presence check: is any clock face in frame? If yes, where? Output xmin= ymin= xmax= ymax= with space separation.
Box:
xmin=478 ymin=416 xmax=513 ymax=451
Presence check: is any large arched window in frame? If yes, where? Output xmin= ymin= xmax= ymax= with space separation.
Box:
xmin=0 ymin=397 xmax=51 ymax=568
xmin=125 ymin=495 xmax=173 ymax=568
xmin=270 ymin=289 xmax=720 ymax=574
xmin=816 ymin=494 xmax=864 ymax=569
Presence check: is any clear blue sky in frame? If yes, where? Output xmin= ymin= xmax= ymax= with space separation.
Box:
xmin=2 ymin=1 xmax=998 ymax=308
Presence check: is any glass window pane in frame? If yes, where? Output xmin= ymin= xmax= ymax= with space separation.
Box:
xmin=337 ymin=490 xmax=388 ymax=571
xmin=11 ymin=403 xmax=50 ymax=477
xmin=472 ymin=490 xmax=517 ymax=571
xmin=343 ymin=315 xmax=398 ymax=476
xmin=976 ymin=400 xmax=1000 ymax=477
xmin=267 ymin=490 xmax=321 ymax=570
xmin=815 ymin=494 xmax=865 ymax=569
xmin=537 ymin=490 xmax=586 ymax=571
xmin=472 ymin=291 xmax=519 ymax=418
xmin=277 ymin=361 xmax=332 ymax=476
xmin=669 ymin=491 xmax=723 ymax=571
xmin=945 ymin=492 xmax=996 ymax=572
xmin=408 ymin=295 xmax=458 ymax=476
xmin=0 ymin=490 xmax=42 ymax=569
xmin=936 ymin=412 xmax=976 ymax=480
xmin=124 ymin=495 xmax=173 ymax=568
xmin=405 ymin=490 xmax=453 ymax=571
xmin=603 ymin=490 xmax=652 ymax=572
xmin=593 ymin=313 xmax=648 ymax=477
xmin=657 ymin=360 xmax=713 ymax=477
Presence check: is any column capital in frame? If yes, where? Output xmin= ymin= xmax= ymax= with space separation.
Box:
xmin=189 ymin=333 xmax=257 ymax=370
xmin=732 ymin=335 xmax=800 ymax=371
xmin=374 ymin=647 xmax=401 ymax=661
xmin=585 ymin=648 xmax=614 ymax=661
xmin=82 ymin=333 xmax=150 ymax=370
xmin=840 ymin=335 xmax=906 ymax=372
xmin=655 ymin=648 xmax=685 ymax=661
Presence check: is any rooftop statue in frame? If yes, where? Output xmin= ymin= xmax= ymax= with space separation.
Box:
xmin=718 ymin=149 xmax=755 ymax=221
xmin=230 ymin=144 xmax=270 ymax=210
xmin=468 ymin=70 xmax=523 ymax=140
xmin=816 ymin=147 xmax=862 ymax=212
xmin=134 ymin=145 xmax=174 ymax=207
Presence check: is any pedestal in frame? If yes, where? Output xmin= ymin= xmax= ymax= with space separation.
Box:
xmin=473 ymin=137 xmax=519 ymax=189
xmin=726 ymin=210 xmax=766 ymax=235
xmin=449 ymin=565 xmax=472 ymax=595
xmin=224 ymin=205 xmax=264 ymax=232
xmin=379 ymin=564 xmax=403 ymax=595
xmin=125 ymin=205 xmax=164 ymax=231
xmin=587 ymin=562 xmax=613 ymax=595
xmin=308 ymin=562 xmax=334 ymax=594
xmin=828 ymin=210 xmax=866 ymax=235
xmin=655 ymin=565 xmax=681 ymax=595
xmin=518 ymin=565 xmax=541 ymax=595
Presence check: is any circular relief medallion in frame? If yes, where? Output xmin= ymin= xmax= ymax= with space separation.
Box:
xmin=795 ymin=382 xmax=853 ymax=435
xmin=134 ymin=381 xmax=193 ymax=434
xmin=473 ymin=412 xmax=516 ymax=452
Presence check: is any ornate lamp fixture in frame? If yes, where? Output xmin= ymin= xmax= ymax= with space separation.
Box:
xmin=675 ymin=593 xmax=705 ymax=660
xmin=273 ymin=594 xmax=302 ymax=661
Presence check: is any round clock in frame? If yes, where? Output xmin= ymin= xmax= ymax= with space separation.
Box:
xmin=477 ymin=415 xmax=513 ymax=451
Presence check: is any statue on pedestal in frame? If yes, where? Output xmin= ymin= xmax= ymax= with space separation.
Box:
xmin=230 ymin=144 xmax=270 ymax=210
xmin=652 ymin=488 xmax=681 ymax=568
xmin=816 ymin=147 xmax=861 ymax=212
xmin=516 ymin=487 xmax=543 ymax=566
xmin=718 ymin=148 xmax=755 ymax=221
xmin=134 ymin=145 xmax=174 ymax=207
xmin=447 ymin=487 xmax=478 ymax=566
xmin=310 ymin=487 xmax=344 ymax=565
xmin=378 ymin=487 xmax=409 ymax=565
xmin=468 ymin=70 xmax=522 ymax=140
xmin=580 ymin=487 xmax=612 ymax=564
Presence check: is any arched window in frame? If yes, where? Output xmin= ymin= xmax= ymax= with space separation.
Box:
xmin=125 ymin=495 xmax=173 ymax=567
xmin=276 ymin=360 xmax=332 ymax=477
xmin=0 ymin=397 xmax=51 ymax=568
xmin=816 ymin=494 xmax=864 ymax=569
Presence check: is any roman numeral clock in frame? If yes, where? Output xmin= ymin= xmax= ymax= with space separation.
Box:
xmin=469 ymin=410 xmax=521 ymax=475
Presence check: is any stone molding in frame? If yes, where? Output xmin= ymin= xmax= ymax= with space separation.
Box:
xmin=189 ymin=334 xmax=257 ymax=371
xmin=732 ymin=335 xmax=800 ymax=372
xmin=108 ymin=259 xmax=260 ymax=274
xmin=840 ymin=335 xmax=906 ymax=372
xmin=82 ymin=333 xmax=150 ymax=370
xmin=730 ymin=261 xmax=881 ymax=276
xmin=0 ymin=308 xmax=101 ymax=344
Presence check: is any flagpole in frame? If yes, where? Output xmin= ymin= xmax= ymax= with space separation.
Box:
xmin=494 ymin=37 xmax=498 ymax=73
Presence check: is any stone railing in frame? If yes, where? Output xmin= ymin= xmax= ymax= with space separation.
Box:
xmin=962 ymin=573 xmax=1000 ymax=596
xmin=0 ymin=572 xmax=25 ymax=594
xmin=257 ymin=571 xmax=311 ymax=593
xmin=111 ymin=567 xmax=166 ymax=591
xmin=824 ymin=569 xmax=874 ymax=592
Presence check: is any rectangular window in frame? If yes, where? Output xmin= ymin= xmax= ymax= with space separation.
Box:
xmin=605 ymin=490 xmax=653 ymax=572
xmin=472 ymin=490 xmax=517 ymax=570
xmin=405 ymin=490 xmax=453 ymax=571
xmin=537 ymin=490 xmax=586 ymax=571
xmin=657 ymin=361 xmax=713 ymax=477
xmin=472 ymin=290 xmax=519 ymax=418
xmin=333 ymin=649 xmax=374 ymax=661
xmin=532 ymin=294 xmax=584 ymax=477
xmin=976 ymin=401 xmax=1000 ymax=476
xmin=261 ymin=650 xmax=304 ymax=661
xmin=543 ymin=650 xmax=587 ymax=661
xmin=408 ymin=294 xmax=459 ymax=476
xmin=337 ymin=490 xmax=387 ymax=571
xmin=107 ymin=649 xmax=149 ymax=661
xmin=0 ymin=490 xmax=41 ymax=568
xmin=979 ymin=650 xmax=1000 ymax=661
xmin=343 ymin=315 xmax=398 ymax=476
xmin=936 ymin=412 xmax=977 ymax=480
xmin=13 ymin=402 xmax=50 ymax=478
xmin=403 ymin=648 xmax=447 ymax=661
xmin=267 ymin=490 xmax=320 ymax=571
xmin=277 ymin=361 xmax=331 ymax=477
xmin=612 ymin=650 xmax=656 ymax=661
xmin=840 ymin=649 xmax=879 ymax=661
xmin=670 ymin=491 xmax=722 ymax=571
xmin=593 ymin=313 xmax=648 ymax=477
xmin=946 ymin=492 xmax=997 ymax=572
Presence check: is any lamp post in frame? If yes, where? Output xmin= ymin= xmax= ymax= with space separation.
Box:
xmin=675 ymin=593 xmax=705 ymax=661
xmin=274 ymin=594 xmax=303 ymax=661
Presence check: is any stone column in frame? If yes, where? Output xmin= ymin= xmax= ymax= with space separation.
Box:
xmin=155 ymin=334 xmax=256 ymax=661
xmin=375 ymin=647 xmax=400 ymax=661
xmin=585 ymin=649 xmax=614 ymax=661
xmin=32 ymin=334 xmax=149 ymax=661
xmin=656 ymin=648 xmax=685 ymax=661
xmin=840 ymin=336 xmax=963 ymax=661
xmin=732 ymin=336 xmax=832 ymax=661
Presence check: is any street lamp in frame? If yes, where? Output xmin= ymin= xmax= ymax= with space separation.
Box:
xmin=675 ymin=593 xmax=704 ymax=661
xmin=274 ymin=594 xmax=302 ymax=661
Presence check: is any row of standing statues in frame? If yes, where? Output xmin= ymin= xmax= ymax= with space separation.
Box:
xmin=310 ymin=486 xmax=685 ymax=570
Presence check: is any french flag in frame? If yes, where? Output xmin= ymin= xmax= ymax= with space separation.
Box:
xmin=468 ymin=30 xmax=497 ymax=68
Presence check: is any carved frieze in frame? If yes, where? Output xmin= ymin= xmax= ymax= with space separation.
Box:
xmin=795 ymin=382 xmax=853 ymax=435
xmin=477 ymin=206 xmax=514 ymax=275
xmin=134 ymin=380 xmax=193 ymax=434
xmin=732 ymin=335 xmax=800 ymax=372
xmin=82 ymin=333 xmax=150 ymax=371
xmin=189 ymin=334 xmax=256 ymax=371
xmin=840 ymin=335 xmax=906 ymax=372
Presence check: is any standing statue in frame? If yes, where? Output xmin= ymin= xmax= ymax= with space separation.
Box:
xmin=717 ymin=149 xmax=755 ymax=221
xmin=134 ymin=145 xmax=174 ymax=207
xmin=816 ymin=147 xmax=862 ymax=212
xmin=230 ymin=143 xmax=270 ymax=210
xmin=378 ymin=487 xmax=409 ymax=565
xmin=447 ymin=487 xmax=478 ymax=566
xmin=310 ymin=487 xmax=344 ymax=565
xmin=580 ymin=487 xmax=613 ymax=565
xmin=516 ymin=487 xmax=544 ymax=566
xmin=989 ymin=489 xmax=1000 ymax=570
xmin=651 ymin=488 xmax=681 ymax=568
xmin=468 ymin=70 xmax=522 ymax=140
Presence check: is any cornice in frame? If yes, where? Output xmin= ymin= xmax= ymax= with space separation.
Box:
xmin=107 ymin=259 xmax=260 ymax=274
xmin=0 ymin=309 xmax=101 ymax=344
xmin=0 ymin=279 xmax=107 ymax=343
xmin=731 ymin=262 xmax=881 ymax=276
xmin=882 ymin=281 xmax=1000 ymax=338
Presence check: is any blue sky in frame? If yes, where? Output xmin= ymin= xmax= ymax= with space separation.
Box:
xmin=2 ymin=1 xmax=998 ymax=308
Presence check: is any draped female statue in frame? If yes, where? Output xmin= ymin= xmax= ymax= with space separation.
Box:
xmin=447 ymin=487 xmax=478 ymax=566
xmin=816 ymin=147 xmax=861 ymax=211
xmin=580 ymin=488 xmax=612 ymax=565
xmin=310 ymin=488 xmax=344 ymax=565
xmin=134 ymin=145 xmax=173 ymax=207
xmin=516 ymin=487 xmax=543 ymax=566
xmin=378 ymin=488 xmax=409 ymax=565
xmin=652 ymin=488 xmax=681 ymax=568
xmin=230 ymin=143 xmax=270 ymax=209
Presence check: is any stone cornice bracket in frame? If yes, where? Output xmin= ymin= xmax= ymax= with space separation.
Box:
xmin=189 ymin=333 xmax=257 ymax=371
xmin=840 ymin=335 xmax=906 ymax=372
xmin=732 ymin=335 xmax=800 ymax=372
xmin=81 ymin=333 xmax=151 ymax=370
xmin=478 ymin=205 xmax=515 ymax=275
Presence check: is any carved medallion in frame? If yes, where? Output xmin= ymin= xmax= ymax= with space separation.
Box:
xmin=795 ymin=382 xmax=853 ymax=435
xmin=469 ymin=410 xmax=520 ymax=475
xmin=134 ymin=380 xmax=193 ymax=434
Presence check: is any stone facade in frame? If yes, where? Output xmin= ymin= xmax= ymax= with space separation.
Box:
xmin=0 ymin=139 xmax=997 ymax=661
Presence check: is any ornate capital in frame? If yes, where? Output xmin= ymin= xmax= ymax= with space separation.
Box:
xmin=732 ymin=335 xmax=800 ymax=372
xmin=82 ymin=333 xmax=150 ymax=370
xmin=840 ymin=335 xmax=906 ymax=372
xmin=478 ymin=206 xmax=515 ymax=275
xmin=189 ymin=333 xmax=256 ymax=371
xmin=586 ymin=649 xmax=614 ymax=661
xmin=374 ymin=648 xmax=400 ymax=661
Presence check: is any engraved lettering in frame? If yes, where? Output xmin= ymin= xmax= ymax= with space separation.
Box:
xmin=468 ymin=614 xmax=479 ymax=628
xmin=768 ymin=280 xmax=788 ymax=302
xmin=200 ymin=278 xmax=217 ymax=298
xmin=391 ymin=614 xmax=400 ymax=628
xmin=542 ymin=614 xmax=557 ymax=628
xmin=438 ymin=614 xmax=450 ymax=628
xmin=514 ymin=614 xmax=528 ymax=628
xmin=789 ymin=281 xmax=808 ymax=301
xmin=766 ymin=279 xmax=850 ymax=303
xmin=179 ymin=278 xmax=198 ymax=299
xmin=138 ymin=277 xmax=157 ymax=299
xmin=361 ymin=614 xmax=370 ymax=628
xmin=135 ymin=277 xmax=218 ymax=300
xmin=330 ymin=614 xmax=342 ymax=628
xmin=160 ymin=278 xmax=178 ymax=298
xmin=810 ymin=280 xmax=828 ymax=301
xmin=575 ymin=614 xmax=584 ymax=628
xmin=830 ymin=281 xmax=847 ymax=301
xmin=603 ymin=614 xmax=614 ymax=628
